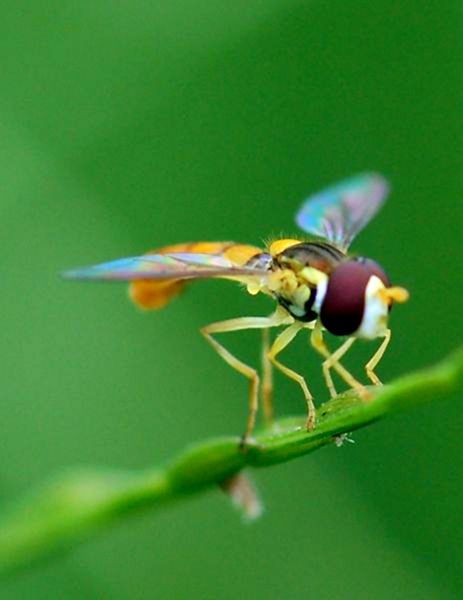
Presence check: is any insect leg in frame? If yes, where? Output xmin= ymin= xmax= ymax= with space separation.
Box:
xmin=267 ymin=323 xmax=316 ymax=430
xmin=311 ymin=323 xmax=366 ymax=398
xmin=309 ymin=325 xmax=337 ymax=398
xmin=365 ymin=328 xmax=391 ymax=385
xmin=201 ymin=313 xmax=287 ymax=446
xmin=322 ymin=337 xmax=359 ymax=394
xmin=261 ymin=327 xmax=274 ymax=424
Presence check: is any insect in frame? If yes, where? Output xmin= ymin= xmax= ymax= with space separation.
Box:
xmin=65 ymin=173 xmax=409 ymax=446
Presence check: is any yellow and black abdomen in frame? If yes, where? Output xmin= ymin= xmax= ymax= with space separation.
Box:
xmin=129 ymin=241 xmax=263 ymax=310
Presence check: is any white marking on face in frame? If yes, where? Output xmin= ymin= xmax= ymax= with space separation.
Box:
xmin=357 ymin=275 xmax=389 ymax=340
xmin=313 ymin=277 xmax=328 ymax=314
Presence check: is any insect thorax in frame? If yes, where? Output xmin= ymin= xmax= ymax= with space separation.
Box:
xmin=275 ymin=279 xmax=318 ymax=322
xmin=270 ymin=241 xmax=345 ymax=322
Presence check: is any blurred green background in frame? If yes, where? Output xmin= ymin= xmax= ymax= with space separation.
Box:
xmin=1 ymin=1 xmax=462 ymax=598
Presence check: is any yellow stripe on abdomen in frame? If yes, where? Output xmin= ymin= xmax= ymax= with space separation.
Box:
xmin=223 ymin=244 xmax=263 ymax=266
xmin=129 ymin=241 xmax=262 ymax=310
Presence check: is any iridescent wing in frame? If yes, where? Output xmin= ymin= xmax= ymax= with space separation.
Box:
xmin=295 ymin=173 xmax=389 ymax=251
xmin=63 ymin=251 xmax=271 ymax=282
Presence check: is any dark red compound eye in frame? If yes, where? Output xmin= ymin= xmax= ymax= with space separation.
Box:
xmin=320 ymin=258 xmax=390 ymax=336
xmin=353 ymin=257 xmax=390 ymax=288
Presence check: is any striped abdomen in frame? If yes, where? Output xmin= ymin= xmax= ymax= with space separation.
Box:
xmin=129 ymin=241 xmax=262 ymax=309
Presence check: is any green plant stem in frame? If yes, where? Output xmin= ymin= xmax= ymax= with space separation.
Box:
xmin=0 ymin=347 xmax=462 ymax=573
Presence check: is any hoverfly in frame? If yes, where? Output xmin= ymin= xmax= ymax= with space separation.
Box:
xmin=66 ymin=173 xmax=409 ymax=446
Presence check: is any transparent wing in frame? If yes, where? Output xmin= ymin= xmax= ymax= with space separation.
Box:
xmin=63 ymin=252 xmax=271 ymax=281
xmin=295 ymin=173 xmax=390 ymax=251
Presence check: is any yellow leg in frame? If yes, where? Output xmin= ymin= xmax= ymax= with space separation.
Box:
xmin=323 ymin=337 xmax=357 ymax=396
xmin=200 ymin=312 xmax=288 ymax=446
xmin=309 ymin=326 xmax=337 ymax=397
xmin=267 ymin=323 xmax=316 ymax=431
xmin=311 ymin=323 xmax=367 ymax=398
xmin=261 ymin=328 xmax=274 ymax=424
xmin=365 ymin=328 xmax=391 ymax=385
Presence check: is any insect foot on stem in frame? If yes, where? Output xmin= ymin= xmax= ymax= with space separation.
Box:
xmin=305 ymin=407 xmax=317 ymax=431
xmin=357 ymin=385 xmax=373 ymax=401
xmin=239 ymin=434 xmax=257 ymax=452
